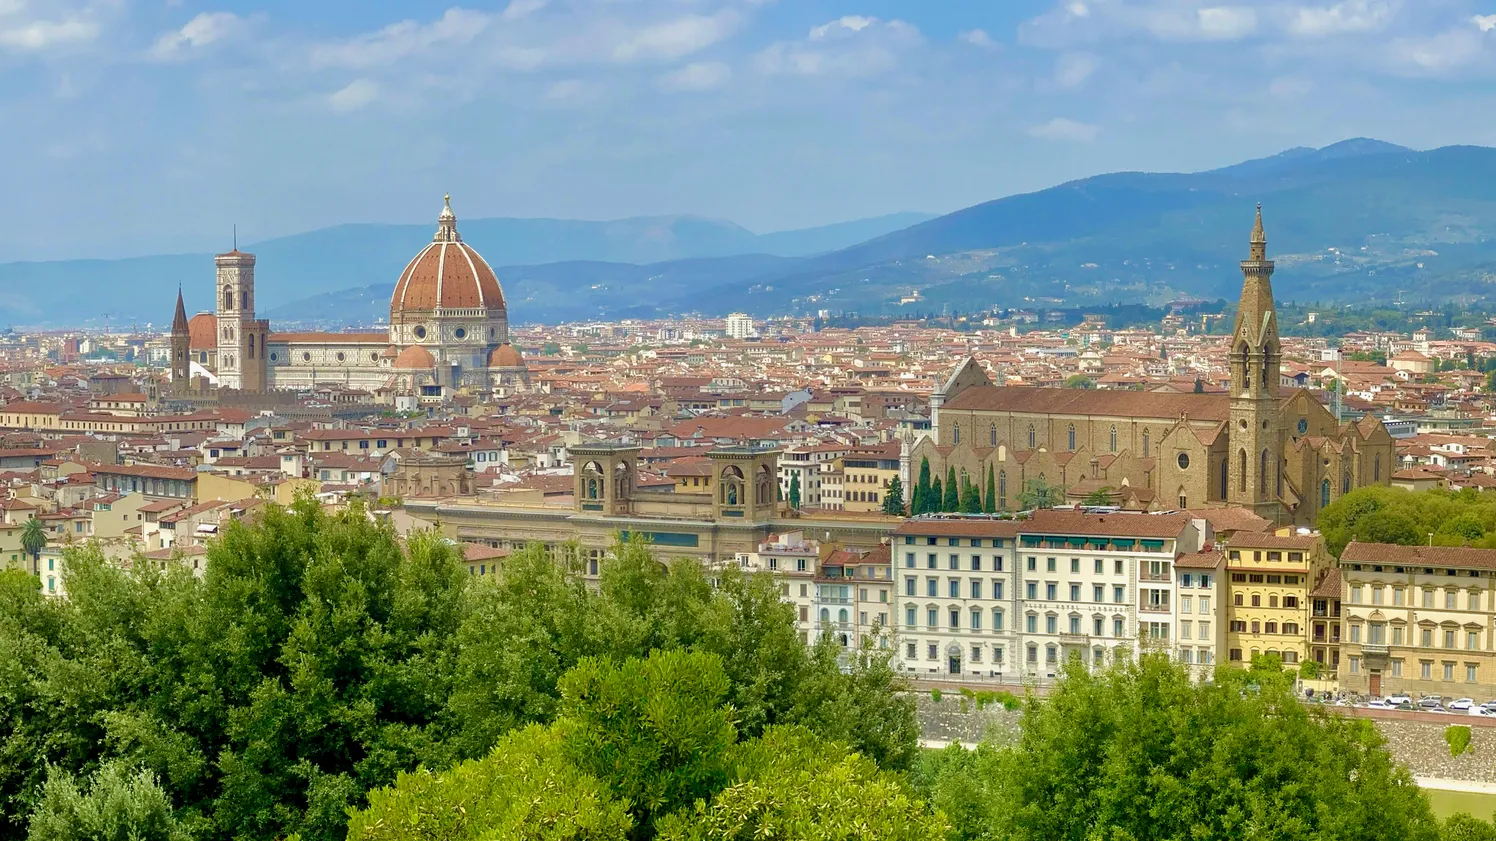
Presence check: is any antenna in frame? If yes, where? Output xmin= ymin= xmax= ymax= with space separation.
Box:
xmin=233 ymin=224 xmax=237 ymax=251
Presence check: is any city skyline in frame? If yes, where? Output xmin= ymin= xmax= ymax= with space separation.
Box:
xmin=5 ymin=0 xmax=1496 ymax=261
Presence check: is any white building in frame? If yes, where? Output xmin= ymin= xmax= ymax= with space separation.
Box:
xmin=725 ymin=312 xmax=756 ymax=339
xmin=893 ymin=518 xmax=1020 ymax=678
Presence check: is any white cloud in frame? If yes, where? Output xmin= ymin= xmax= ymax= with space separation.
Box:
xmin=311 ymin=8 xmax=491 ymax=69
xmin=1028 ymin=117 xmax=1099 ymax=142
xmin=1474 ymin=15 xmax=1496 ymax=33
xmin=0 ymin=5 xmax=98 ymax=52
xmin=501 ymin=0 xmax=548 ymax=21
xmin=1053 ymin=52 xmax=1098 ymax=87
xmin=329 ymin=78 xmax=379 ymax=112
xmin=543 ymin=78 xmax=588 ymax=102
xmin=756 ymin=16 xmax=922 ymax=77
xmin=610 ymin=10 xmax=740 ymax=62
xmin=1388 ymin=25 xmax=1489 ymax=74
xmin=1287 ymin=0 xmax=1395 ymax=38
xmin=1023 ymin=1 xmax=1260 ymax=46
xmin=660 ymin=61 xmax=731 ymax=91
xmin=959 ymin=29 xmax=995 ymax=48
xmin=1268 ymin=75 xmax=1313 ymax=98
xmin=150 ymin=12 xmax=240 ymax=60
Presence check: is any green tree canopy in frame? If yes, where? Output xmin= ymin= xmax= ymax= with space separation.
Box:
xmin=787 ymin=473 xmax=801 ymax=510
xmin=1318 ymin=487 xmax=1496 ymax=555
xmin=943 ymin=467 xmax=959 ymax=512
xmin=27 ymin=761 xmax=191 ymax=841
xmin=882 ymin=476 xmax=906 ymax=516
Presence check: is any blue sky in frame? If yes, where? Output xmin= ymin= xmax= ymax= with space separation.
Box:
xmin=4 ymin=0 xmax=1496 ymax=260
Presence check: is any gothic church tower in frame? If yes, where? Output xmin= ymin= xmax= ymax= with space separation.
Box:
xmin=170 ymin=288 xmax=191 ymax=395
xmin=214 ymin=248 xmax=270 ymax=392
xmin=1226 ymin=206 xmax=1284 ymax=520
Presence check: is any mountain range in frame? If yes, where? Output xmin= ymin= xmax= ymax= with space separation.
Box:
xmin=11 ymin=138 xmax=1496 ymax=329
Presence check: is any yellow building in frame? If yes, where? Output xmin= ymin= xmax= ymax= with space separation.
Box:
xmin=838 ymin=442 xmax=901 ymax=513
xmin=1339 ymin=542 xmax=1496 ymax=699
xmin=1224 ymin=530 xmax=1332 ymax=668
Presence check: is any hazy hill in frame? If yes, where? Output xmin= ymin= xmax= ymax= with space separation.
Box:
xmin=0 ymin=212 xmax=931 ymax=328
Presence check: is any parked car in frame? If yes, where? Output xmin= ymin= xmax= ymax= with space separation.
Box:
xmin=1478 ymin=701 xmax=1496 ymax=717
xmin=1386 ymin=694 xmax=1414 ymax=706
xmin=1450 ymin=698 xmax=1476 ymax=711
xmin=1395 ymin=701 xmax=1418 ymax=711
xmin=1419 ymin=697 xmax=1447 ymax=711
xmin=1366 ymin=699 xmax=1393 ymax=709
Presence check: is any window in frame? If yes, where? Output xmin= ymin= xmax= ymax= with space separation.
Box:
xmin=1417 ymin=660 xmax=1432 ymax=679
xmin=1447 ymin=591 xmax=1458 ymax=610
xmin=1348 ymin=656 xmax=1360 ymax=674
xmin=1026 ymin=581 xmax=1037 ymax=599
xmin=1027 ymin=644 xmax=1038 ymax=664
xmin=1349 ymin=624 xmax=1360 ymax=643
xmin=1046 ymin=615 xmax=1057 ymax=634
xmin=1071 ymin=558 xmax=1080 ymax=573
xmin=950 ymin=609 xmax=960 ymax=629
xmin=928 ymin=554 xmax=937 ymax=569
xmin=905 ymin=578 xmax=915 ymax=596
xmin=1470 ymin=631 xmax=1480 ymax=650
xmin=929 ymin=644 xmax=939 ymax=660
xmin=927 ymin=578 xmax=937 ymax=597
xmin=1394 ymin=627 xmax=1404 ymax=645
xmin=950 ymin=554 xmax=960 ymax=570
xmin=971 ymin=609 xmax=982 ymax=630
xmin=1392 ymin=659 xmax=1403 ymax=676
xmin=906 ymin=607 xmax=916 ymax=627
xmin=1199 ymin=621 xmax=1210 ymax=639
xmin=1252 ymin=621 xmax=1261 ymax=634
xmin=993 ymin=609 xmax=1004 ymax=631
xmin=994 ymin=582 xmax=1004 ymax=600
xmin=907 ymin=642 xmax=917 ymax=659
xmin=1199 ymin=596 xmax=1210 ymax=613
xmin=905 ymin=552 xmax=915 ymax=568
xmin=1046 ymin=583 xmax=1057 ymax=600
xmin=1371 ymin=587 xmax=1383 ymax=605
xmin=1115 ymin=559 xmax=1124 ymax=575
xmin=1094 ymin=584 xmax=1104 ymax=602
xmin=1265 ymin=622 xmax=1278 ymax=634
xmin=1069 ymin=615 xmax=1081 ymax=634
xmin=1424 ymin=588 xmax=1434 ymax=608
xmin=1109 ymin=425 xmax=1117 ymax=453
xmin=1181 ymin=596 xmax=1192 ymax=614
xmin=1046 ymin=645 xmax=1058 ymax=664
xmin=1446 ymin=630 xmax=1457 ymax=649
xmin=1422 ymin=628 xmax=1433 ymax=648
xmin=1094 ymin=616 xmax=1104 ymax=636
xmin=1445 ymin=662 xmax=1455 ymax=682
xmin=927 ymin=608 xmax=938 ymax=627
xmin=1070 ymin=584 xmax=1080 ymax=601
xmin=1068 ymin=424 xmax=1076 ymax=451
xmin=1047 ymin=557 xmax=1057 ymax=572
xmin=1026 ymin=614 xmax=1038 ymax=633
xmin=1114 ymin=585 xmax=1124 ymax=603
xmin=949 ymin=579 xmax=960 ymax=598
xmin=1095 ymin=558 xmax=1104 ymax=574
xmin=1469 ymin=664 xmax=1479 ymax=683
xmin=1113 ymin=617 xmax=1125 ymax=637
xmin=1472 ymin=591 xmax=1482 ymax=611
xmin=1234 ymin=594 xmax=1243 ymax=607
xmin=1251 ymin=595 xmax=1260 ymax=607
xmin=972 ymin=555 xmax=982 ymax=571
xmin=1027 ymin=557 xmax=1037 ymax=571
xmin=971 ymin=580 xmax=982 ymax=599
xmin=971 ymin=646 xmax=983 ymax=663
xmin=1181 ymin=620 xmax=1193 ymax=640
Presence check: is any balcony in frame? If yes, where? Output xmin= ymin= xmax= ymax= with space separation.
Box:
xmin=1140 ymin=604 xmax=1171 ymax=614
xmin=1140 ymin=571 xmax=1171 ymax=583
xmin=1361 ymin=643 xmax=1389 ymax=655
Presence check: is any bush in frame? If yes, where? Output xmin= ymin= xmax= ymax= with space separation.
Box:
xmin=930 ymin=689 xmax=943 ymax=704
xmin=1299 ymin=660 xmax=1322 ymax=679
xmin=1447 ymin=725 xmax=1473 ymax=757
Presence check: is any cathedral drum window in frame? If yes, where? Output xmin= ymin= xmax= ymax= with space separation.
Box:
xmin=413 ymin=326 xmax=427 ymax=340
xmin=303 ymin=352 xmax=311 ymax=362
xmin=269 ymin=353 xmax=277 ymax=362
xmin=454 ymin=327 xmax=466 ymax=339
xmin=336 ymin=352 xmax=346 ymax=362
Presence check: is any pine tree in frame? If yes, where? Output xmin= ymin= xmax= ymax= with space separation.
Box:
xmin=984 ymin=464 xmax=997 ymax=514
xmin=943 ymin=467 xmax=959 ymax=512
xmin=915 ymin=458 xmax=932 ymax=514
xmin=788 ymin=473 xmax=801 ymax=510
xmin=882 ymin=477 xmax=906 ymax=516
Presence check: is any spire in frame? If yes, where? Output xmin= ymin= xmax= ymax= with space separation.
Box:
xmin=172 ymin=286 xmax=189 ymax=333
xmin=1249 ymin=203 xmax=1266 ymax=261
xmin=434 ymin=193 xmax=461 ymax=243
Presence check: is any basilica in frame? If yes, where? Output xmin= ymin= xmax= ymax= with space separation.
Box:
xmin=168 ymin=196 xmax=530 ymax=400
xmin=909 ymin=208 xmax=1395 ymax=526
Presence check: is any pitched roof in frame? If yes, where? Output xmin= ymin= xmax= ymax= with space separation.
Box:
xmin=892 ymin=517 xmax=1021 ymax=538
xmin=941 ymin=385 xmax=1232 ymax=422
xmin=1021 ymin=509 xmax=1194 ymax=538
xmin=1341 ymin=541 xmax=1496 ymax=570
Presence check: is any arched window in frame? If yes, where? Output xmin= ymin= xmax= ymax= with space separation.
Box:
xmin=1259 ymin=449 xmax=1268 ymax=494
xmin=1238 ymin=450 xmax=1247 ymax=492
xmin=1218 ymin=459 xmax=1228 ymax=500
xmin=1109 ymin=425 xmax=1118 ymax=453
xmin=1342 ymin=469 xmax=1352 ymax=495
xmin=998 ymin=470 xmax=1008 ymax=510
xmin=1068 ymin=424 xmax=1076 ymax=451
xmin=1321 ymin=479 xmax=1331 ymax=508
xmin=1374 ymin=454 xmax=1382 ymax=482
xmin=838 ymin=608 xmax=848 ymax=624
xmin=1027 ymin=426 xmax=1036 ymax=449
xmin=1262 ymin=343 xmax=1272 ymax=390
xmin=1142 ymin=429 xmax=1150 ymax=457
xmin=247 ymin=334 xmax=255 ymax=360
xmin=990 ymin=424 xmax=997 ymax=446
xmin=953 ymin=424 xmax=961 ymax=445
xmin=820 ymin=608 xmax=830 ymax=624
xmin=241 ymin=290 xmax=249 ymax=310
xmin=223 ymin=286 xmax=233 ymax=310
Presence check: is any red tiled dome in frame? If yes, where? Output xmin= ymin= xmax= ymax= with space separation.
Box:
xmin=390 ymin=195 xmax=505 ymax=315
xmin=393 ymin=344 xmax=435 ymax=369
xmin=187 ymin=312 xmax=217 ymax=351
xmin=488 ymin=343 xmax=524 ymax=368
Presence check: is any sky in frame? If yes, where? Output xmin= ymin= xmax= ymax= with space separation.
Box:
xmin=4 ymin=0 xmax=1496 ymax=261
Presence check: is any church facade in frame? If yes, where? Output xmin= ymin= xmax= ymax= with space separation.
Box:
xmin=169 ymin=196 xmax=530 ymax=401
xmin=909 ymin=208 xmax=1394 ymax=526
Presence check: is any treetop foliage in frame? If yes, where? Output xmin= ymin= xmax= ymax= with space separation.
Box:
xmin=1318 ymin=486 xmax=1496 ymax=556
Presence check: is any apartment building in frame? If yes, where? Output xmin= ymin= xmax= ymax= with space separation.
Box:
xmin=1223 ymin=531 xmax=1332 ymax=667
xmin=1309 ymin=567 xmax=1343 ymax=674
xmin=1016 ymin=510 xmax=1208 ymax=678
xmin=816 ymin=544 xmax=893 ymax=649
xmin=1339 ymin=542 xmax=1496 ymax=698
xmin=838 ymin=442 xmax=901 ymax=514
xmin=1175 ymin=550 xmax=1225 ymax=680
xmin=892 ymin=518 xmax=1020 ymax=678
xmin=744 ymin=531 xmax=819 ymax=644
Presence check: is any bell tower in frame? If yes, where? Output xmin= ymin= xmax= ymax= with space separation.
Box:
xmin=170 ymin=288 xmax=191 ymax=395
xmin=1227 ymin=205 xmax=1283 ymax=519
xmin=214 ymin=247 xmax=270 ymax=392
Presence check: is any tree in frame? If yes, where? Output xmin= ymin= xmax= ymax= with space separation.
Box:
xmin=1317 ymin=486 xmax=1496 ymax=556
xmin=656 ymin=726 xmax=945 ymax=841
xmin=1193 ymin=378 xmax=1205 ymax=393
xmin=984 ymin=465 xmax=997 ymax=514
xmin=1018 ymin=479 xmax=1062 ymax=510
xmin=27 ymin=762 xmax=191 ymax=841
xmin=930 ymin=478 xmax=943 ymax=515
xmin=921 ymin=653 xmax=1441 ymax=841
xmin=787 ymin=473 xmax=801 ymax=510
xmin=914 ymin=458 xmax=933 ymax=515
xmin=19 ymin=516 xmax=45 ymax=567
xmin=1081 ymin=487 xmax=1114 ymax=506
xmin=1063 ymin=374 xmax=1094 ymax=389
xmin=347 ymin=724 xmax=634 ymax=841
xmin=882 ymin=476 xmax=905 ymax=516
xmin=960 ymin=479 xmax=982 ymax=514
xmin=1443 ymin=814 xmax=1496 ymax=841
xmin=943 ymin=467 xmax=959 ymax=512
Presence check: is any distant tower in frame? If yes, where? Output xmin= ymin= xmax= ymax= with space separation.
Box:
xmin=1226 ymin=205 xmax=1283 ymax=519
xmin=170 ymin=287 xmax=191 ymax=395
xmin=214 ymin=247 xmax=270 ymax=392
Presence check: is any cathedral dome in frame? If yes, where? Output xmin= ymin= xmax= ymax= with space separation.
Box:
xmin=187 ymin=312 xmax=217 ymax=351
xmin=488 ymin=343 xmax=524 ymax=368
xmin=393 ymin=344 xmax=436 ymax=369
xmin=390 ymin=195 xmax=505 ymax=315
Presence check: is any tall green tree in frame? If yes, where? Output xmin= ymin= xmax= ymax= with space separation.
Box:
xmin=943 ymin=467 xmax=959 ymax=512
xmin=914 ymin=458 xmax=932 ymax=515
xmin=959 ymin=478 xmax=981 ymax=514
xmin=787 ymin=473 xmax=801 ymax=510
xmin=27 ymin=762 xmax=191 ymax=841
xmin=930 ymin=478 xmax=943 ymax=515
xmin=882 ymin=476 xmax=905 ymax=516
xmin=19 ymin=517 xmax=45 ymax=568
xmin=984 ymin=465 xmax=997 ymax=514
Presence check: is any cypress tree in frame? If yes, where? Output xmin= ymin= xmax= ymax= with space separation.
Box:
xmin=916 ymin=458 xmax=933 ymax=515
xmin=984 ymin=464 xmax=997 ymax=514
xmin=943 ymin=467 xmax=959 ymax=512
xmin=931 ymin=478 xmax=943 ymax=514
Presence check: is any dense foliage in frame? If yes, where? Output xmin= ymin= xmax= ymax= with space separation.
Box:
xmin=915 ymin=653 xmax=1445 ymax=841
xmin=1318 ymin=487 xmax=1496 ymax=555
xmin=0 ymin=498 xmax=915 ymax=841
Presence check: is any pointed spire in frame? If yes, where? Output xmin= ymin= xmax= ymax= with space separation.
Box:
xmin=172 ymin=286 xmax=189 ymax=333
xmin=1249 ymin=203 xmax=1267 ymax=261
xmin=434 ymin=193 xmax=461 ymax=243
